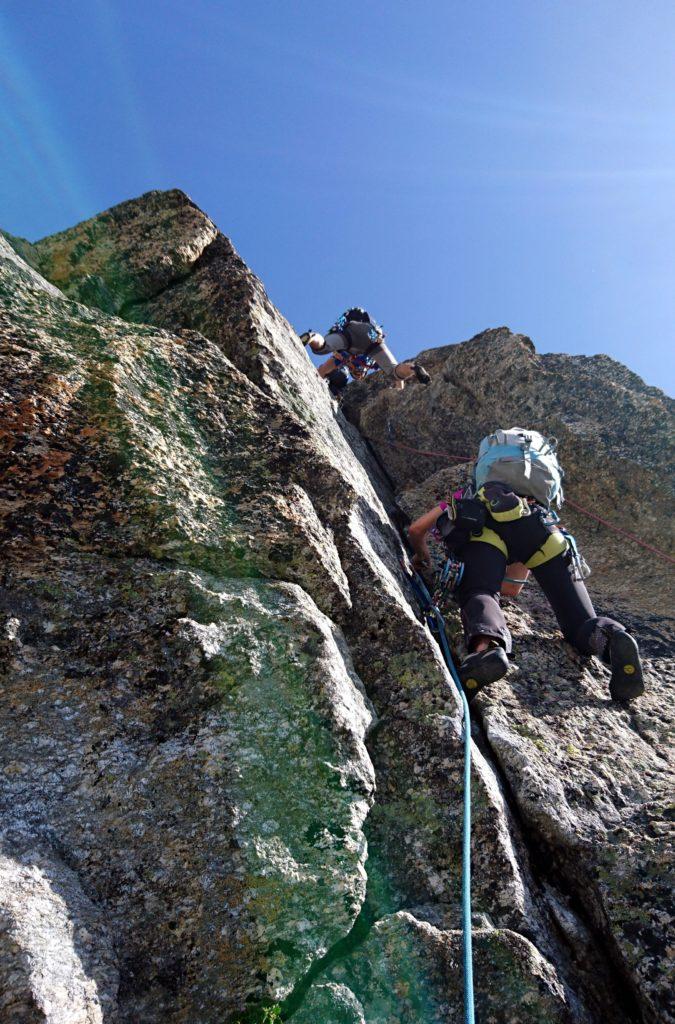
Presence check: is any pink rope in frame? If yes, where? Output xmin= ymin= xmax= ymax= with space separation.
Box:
xmin=388 ymin=439 xmax=473 ymax=462
xmin=563 ymin=498 xmax=675 ymax=565
xmin=387 ymin=439 xmax=675 ymax=566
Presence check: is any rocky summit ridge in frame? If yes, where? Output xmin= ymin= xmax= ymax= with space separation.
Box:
xmin=0 ymin=190 xmax=673 ymax=1024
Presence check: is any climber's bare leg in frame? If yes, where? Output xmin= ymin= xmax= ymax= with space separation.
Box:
xmin=318 ymin=357 xmax=339 ymax=378
xmin=393 ymin=363 xmax=415 ymax=390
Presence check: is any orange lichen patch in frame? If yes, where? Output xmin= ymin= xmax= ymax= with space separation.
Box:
xmin=0 ymin=382 xmax=78 ymax=444
xmin=27 ymin=449 xmax=72 ymax=480
xmin=71 ymin=518 xmax=94 ymax=532
xmin=0 ymin=398 xmax=43 ymax=448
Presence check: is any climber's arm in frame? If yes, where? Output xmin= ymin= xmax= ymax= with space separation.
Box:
xmin=407 ymin=505 xmax=444 ymax=570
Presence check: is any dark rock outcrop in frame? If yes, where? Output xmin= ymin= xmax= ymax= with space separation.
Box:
xmin=1 ymin=191 xmax=672 ymax=1024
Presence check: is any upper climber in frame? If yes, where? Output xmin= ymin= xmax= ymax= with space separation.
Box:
xmin=407 ymin=427 xmax=645 ymax=703
xmin=300 ymin=308 xmax=431 ymax=398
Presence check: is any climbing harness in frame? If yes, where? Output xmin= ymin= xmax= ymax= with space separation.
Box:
xmin=333 ymin=347 xmax=379 ymax=380
xmin=386 ymin=433 xmax=675 ymax=566
xmin=327 ymin=309 xmax=386 ymax=381
xmin=403 ymin=562 xmax=475 ymax=1024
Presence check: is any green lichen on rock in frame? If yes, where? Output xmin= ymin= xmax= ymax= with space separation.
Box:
xmin=2 ymin=193 xmax=672 ymax=1023
xmin=179 ymin=573 xmax=376 ymax=994
xmin=1 ymin=234 xmax=352 ymax=611
xmin=29 ymin=189 xmax=219 ymax=314
xmin=0 ymin=558 xmax=375 ymax=1019
xmin=295 ymin=913 xmax=572 ymax=1024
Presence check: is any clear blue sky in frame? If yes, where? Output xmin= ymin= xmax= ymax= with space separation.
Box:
xmin=2 ymin=1 xmax=673 ymax=392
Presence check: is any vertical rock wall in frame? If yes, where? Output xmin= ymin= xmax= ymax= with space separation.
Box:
xmin=1 ymin=191 xmax=671 ymax=1023
xmin=343 ymin=329 xmax=675 ymax=1024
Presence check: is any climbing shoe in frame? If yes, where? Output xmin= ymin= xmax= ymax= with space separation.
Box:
xmin=608 ymin=631 xmax=645 ymax=702
xmin=413 ymin=363 xmax=431 ymax=385
xmin=300 ymin=331 xmax=312 ymax=345
xmin=459 ymin=646 xmax=509 ymax=699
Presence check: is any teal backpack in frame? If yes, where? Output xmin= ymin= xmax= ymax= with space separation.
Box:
xmin=474 ymin=428 xmax=564 ymax=508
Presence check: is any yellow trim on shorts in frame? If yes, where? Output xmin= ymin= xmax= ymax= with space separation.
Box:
xmin=469 ymin=528 xmax=508 ymax=558
xmin=487 ymin=502 xmax=529 ymax=523
xmin=525 ymin=530 xmax=568 ymax=569
xmin=477 ymin=487 xmax=530 ymax=522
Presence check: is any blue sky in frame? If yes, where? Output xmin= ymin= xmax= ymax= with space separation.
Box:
xmin=1 ymin=0 xmax=673 ymax=392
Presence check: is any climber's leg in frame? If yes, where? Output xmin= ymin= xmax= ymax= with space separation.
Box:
xmin=531 ymin=551 xmax=625 ymax=654
xmin=325 ymin=365 xmax=349 ymax=399
xmin=455 ymin=541 xmax=511 ymax=651
xmin=389 ymin=358 xmax=431 ymax=389
xmin=532 ymin=552 xmax=644 ymax=700
xmin=317 ymin=356 xmax=340 ymax=378
xmin=454 ymin=541 xmax=511 ymax=696
xmin=368 ymin=344 xmax=431 ymax=389
xmin=323 ymin=332 xmax=348 ymax=352
xmin=531 ymin=552 xmax=598 ymax=645
xmin=390 ymin=352 xmax=411 ymax=391
xmin=300 ymin=330 xmax=327 ymax=352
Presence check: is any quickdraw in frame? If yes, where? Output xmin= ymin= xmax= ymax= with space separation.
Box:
xmin=435 ymin=555 xmax=465 ymax=607
xmin=560 ymin=527 xmax=592 ymax=581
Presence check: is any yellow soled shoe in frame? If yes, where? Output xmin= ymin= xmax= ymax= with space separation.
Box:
xmin=459 ymin=646 xmax=509 ymax=700
xmin=608 ymin=631 xmax=645 ymax=702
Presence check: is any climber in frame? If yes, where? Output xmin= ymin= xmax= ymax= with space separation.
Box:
xmin=407 ymin=428 xmax=645 ymax=703
xmin=300 ymin=308 xmax=431 ymax=398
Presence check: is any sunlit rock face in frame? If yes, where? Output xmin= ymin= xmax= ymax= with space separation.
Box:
xmin=344 ymin=326 xmax=675 ymax=1024
xmin=1 ymin=192 xmax=672 ymax=1024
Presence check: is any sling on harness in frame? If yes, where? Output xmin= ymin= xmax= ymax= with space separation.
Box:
xmin=333 ymin=344 xmax=382 ymax=380
xmin=403 ymin=561 xmax=475 ymax=1024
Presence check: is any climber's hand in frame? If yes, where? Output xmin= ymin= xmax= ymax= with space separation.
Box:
xmin=411 ymin=553 xmax=432 ymax=573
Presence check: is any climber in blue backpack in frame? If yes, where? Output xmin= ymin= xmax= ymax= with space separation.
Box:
xmin=407 ymin=428 xmax=645 ymax=702
xmin=300 ymin=308 xmax=431 ymax=398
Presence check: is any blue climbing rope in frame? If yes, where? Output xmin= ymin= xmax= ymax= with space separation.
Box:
xmin=405 ymin=566 xmax=475 ymax=1024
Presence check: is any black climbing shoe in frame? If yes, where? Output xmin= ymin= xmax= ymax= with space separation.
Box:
xmin=459 ymin=646 xmax=509 ymax=699
xmin=413 ymin=363 xmax=431 ymax=385
xmin=608 ymin=631 xmax=645 ymax=702
xmin=300 ymin=331 xmax=312 ymax=345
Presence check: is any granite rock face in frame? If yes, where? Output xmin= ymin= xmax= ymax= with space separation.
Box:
xmin=344 ymin=328 xmax=675 ymax=1024
xmin=293 ymin=913 xmax=571 ymax=1024
xmin=1 ymin=192 xmax=672 ymax=1024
